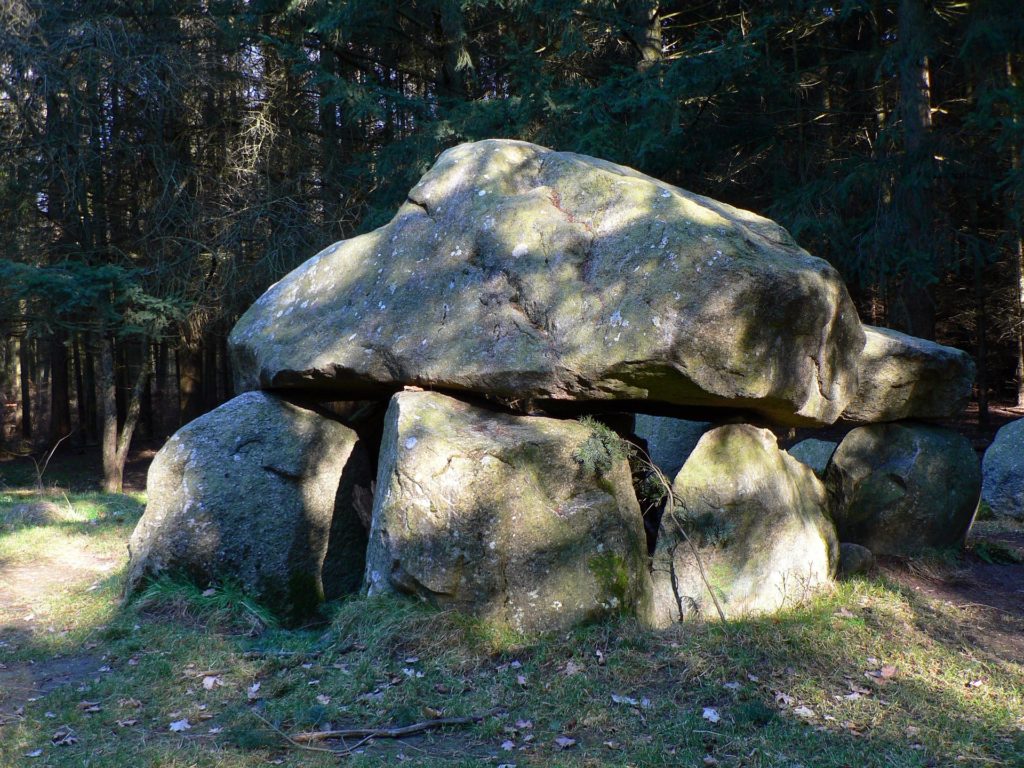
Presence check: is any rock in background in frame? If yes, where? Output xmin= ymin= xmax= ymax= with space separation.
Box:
xmin=841 ymin=326 xmax=975 ymax=423
xmin=787 ymin=438 xmax=838 ymax=478
xmin=651 ymin=425 xmax=838 ymax=624
xmin=981 ymin=418 xmax=1024 ymax=520
xmin=230 ymin=139 xmax=866 ymax=427
xmin=825 ymin=422 xmax=981 ymax=556
xmin=364 ymin=391 xmax=653 ymax=633
xmin=633 ymin=415 xmax=711 ymax=479
xmin=126 ymin=391 xmax=372 ymax=620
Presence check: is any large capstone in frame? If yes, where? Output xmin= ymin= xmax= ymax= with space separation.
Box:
xmin=825 ymin=422 xmax=981 ymax=555
xmin=363 ymin=390 xmax=653 ymax=633
xmin=126 ymin=391 xmax=372 ymax=619
xmin=841 ymin=326 xmax=975 ymax=423
xmin=650 ymin=425 xmax=838 ymax=624
xmin=982 ymin=418 xmax=1024 ymax=520
xmin=230 ymin=140 xmax=865 ymax=426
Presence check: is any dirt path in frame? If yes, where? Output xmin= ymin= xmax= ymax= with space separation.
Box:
xmin=0 ymin=541 xmax=118 ymax=717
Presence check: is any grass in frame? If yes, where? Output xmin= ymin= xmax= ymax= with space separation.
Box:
xmin=1 ymin=485 xmax=1023 ymax=767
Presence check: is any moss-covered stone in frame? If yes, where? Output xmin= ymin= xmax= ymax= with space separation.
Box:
xmin=126 ymin=391 xmax=372 ymax=621
xmin=229 ymin=139 xmax=866 ymax=427
xmin=650 ymin=424 xmax=838 ymax=624
xmin=825 ymin=422 xmax=981 ymax=556
xmin=364 ymin=391 xmax=653 ymax=633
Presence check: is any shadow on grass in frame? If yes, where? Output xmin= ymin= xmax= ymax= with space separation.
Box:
xmin=4 ymin=564 xmax=1021 ymax=767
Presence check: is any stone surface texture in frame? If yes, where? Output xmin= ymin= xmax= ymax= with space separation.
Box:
xmin=837 ymin=542 xmax=875 ymax=577
xmin=825 ymin=422 xmax=981 ymax=555
xmin=787 ymin=438 xmax=838 ymax=478
xmin=363 ymin=391 xmax=653 ymax=632
xmin=230 ymin=139 xmax=866 ymax=427
xmin=126 ymin=391 xmax=371 ymax=618
xmin=981 ymin=418 xmax=1024 ymax=520
xmin=841 ymin=326 xmax=975 ymax=423
xmin=633 ymin=415 xmax=711 ymax=479
xmin=651 ymin=425 xmax=838 ymax=624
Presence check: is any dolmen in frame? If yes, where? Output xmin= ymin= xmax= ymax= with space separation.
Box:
xmin=127 ymin=140 xmax=981 ymax=629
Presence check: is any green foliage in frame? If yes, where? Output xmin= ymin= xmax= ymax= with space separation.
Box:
xmin=136 ymin=575 xmax=280 ymax=631
xmin=573 ymin=416 xmax=631 ymax=475
xmin=972 ymin=539 xmax=1024 ymax=565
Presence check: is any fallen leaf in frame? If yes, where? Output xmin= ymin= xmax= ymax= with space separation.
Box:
xmin=563 ymin=660 xmax=584 ymax=676
xmin=247 ymin=682 xmax=261 ymax=701
xmin=201 ymin=588 xmax=216 ymax=597
xmin=554 ymin=735 xmax=576 ymax=749
xmin=316 ymin=694 xmax=331 ymax=705
xmin=774 ymin=691 xmax=795 ymax=706
xmin=116 ymin=719 xmax=138 ymax=727
xmin=612 ymin=693 xmax=639 ymax=707
xmin=516 ymin=674 xmax=528 ymax=688
xmin=514 ymin=719 xmax=533 ymax=730
xmin=119 ymin=698 xmax=142 ymax=709
xmin=51 ymin=727 xmax=78 ymax=746
xmin=24 ymin=750 xmax=43 ymax=758
xmin=880 ymin=665 xmax=897 ymax=679
xmin=723 ymin=681 xmax=742 ymax=691
xmin=209 ymin=726 xmax=223 ymax=734
xmin=202 ymin=676 xmax=221 ymax=690
xmin=500 ymin=740 xmax=515 ymax=751
xmin=793 ymin=706 xmax=816 ymax=719
xmin=701 ymin=707 xmax=721 ymax=723
xmin=76 ymin=701 xmax=101 ymax=713
xmin=169 ymin=719 xmax=191 ymax=732
xmin=595 ymin=649 xmax=607 ymax=665
xmin=604 ymin=740 xmax=621 ymax=749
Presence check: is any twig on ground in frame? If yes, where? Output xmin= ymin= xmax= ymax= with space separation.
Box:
xmin=291 ymin=709 xmax=500 ymax=744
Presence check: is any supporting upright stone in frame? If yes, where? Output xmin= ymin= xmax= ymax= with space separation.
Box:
xmin=981 ymin=418 xmax=1024 ymax=520
xmin=825 ymin=422 xmax=981 ymax=555
xmin=126 ymin=392 xmax=372 ymax=619
xmin=364 ymin=391 xmax=653 ymax=633
xmin=651 ymin=424 xmax=838 ymax=624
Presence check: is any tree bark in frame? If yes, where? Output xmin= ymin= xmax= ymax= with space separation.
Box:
xmin=894 ymin=0 xmax=936 ymax=339
xmin=1008 ymin=54 xmax=1024 ymax=407
xmin=98 ymin=335 xmax=149 ymax=493
xmin=18 ymin=335 xmax=32 ymax=439
xmin=178 ymin=340 xmax=204 ymax=424
xmin=49 ymin=332 xmax=71 ymax=443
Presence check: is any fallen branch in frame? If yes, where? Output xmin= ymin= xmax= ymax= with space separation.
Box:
xmin=291 ymin=710 xmax=498 ymax=744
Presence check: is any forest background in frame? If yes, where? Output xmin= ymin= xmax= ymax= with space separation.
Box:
xmin=1 ymin=0 xmax=1023 ymax=491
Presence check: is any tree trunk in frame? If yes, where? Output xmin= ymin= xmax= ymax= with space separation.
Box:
xmin=1008 ymin=54 xmax=1024 ymax=407
xmin=153 ymin=341 xmax=169 ymax=438
xmin=72 ymin=335 xmax=87 ymax=443
xmin=49 ymin=332 xmax=71 ymax=443
xmin=178 ymin=340 xmax=204 ymax=424
xmin=627 ymin=1 xmax=662 ymax=72
xmin=98 ymin=335 xmax=149 ymax=493
xmin=98 ymin=336 xmax=119 ymax=491
xmin=894 ymin=0 xmax=936 ymax=339
xmin=18 ymin=335 xmax=32 ymax=439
